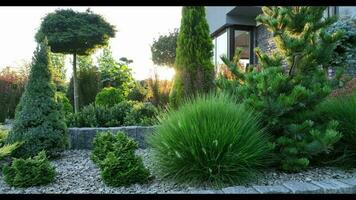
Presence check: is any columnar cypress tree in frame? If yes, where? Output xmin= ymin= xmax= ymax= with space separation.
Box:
xmin=169 ymin=6 xmax=215 ymax=108
xmin=6 ymin=39 xmax=69 ymax=158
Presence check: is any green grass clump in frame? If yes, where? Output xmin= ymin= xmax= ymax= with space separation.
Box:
xmin=2 ymin=151 xmax=56 ymax=187
xmin=316 ymin=91 xmax=356 ymax=166
xmin=148 ymin=93 xmax=272 ymax=187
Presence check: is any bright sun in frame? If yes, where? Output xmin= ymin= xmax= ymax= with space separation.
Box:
xmin=152 ymin=67 xmax=176 ymax=81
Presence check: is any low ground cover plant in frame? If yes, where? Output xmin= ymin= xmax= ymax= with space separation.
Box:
xmin=148 ymin=93 xmax=271 ymax=187
xmin=0 ymin=130 xmax=20 ymax=161
xmin=2 ymin=151 xmax=56 ymax=187
xmin=91 ymin=131 xmax=150 ymax=186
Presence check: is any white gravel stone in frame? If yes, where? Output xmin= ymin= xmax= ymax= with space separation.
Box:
xmin=0 ymin=149 xmax=355 ymax=194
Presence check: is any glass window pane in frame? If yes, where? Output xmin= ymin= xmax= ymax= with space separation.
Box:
xmin=234 ymin=30 xmax=250 ymax=68
xmin=215 ymin=31 xmax=228 ymax=74
xmin=339 ymin=6 xmax=356 ymax=17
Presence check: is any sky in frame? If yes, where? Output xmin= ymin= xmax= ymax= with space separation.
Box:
xmin=0 ymin=6 xmax=181 ymax=80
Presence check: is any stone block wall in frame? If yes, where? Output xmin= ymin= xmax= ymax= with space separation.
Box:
xmin=68 ymin=126 xmax=155 ymax=149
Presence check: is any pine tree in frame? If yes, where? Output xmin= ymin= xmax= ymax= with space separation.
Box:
xmin=217 ymin=6 xmax=344 ymax=172
xmin=6 ymin=39 xmax=69 ymax=158
xmin=169 ymin=6 xmax=215 ymax=108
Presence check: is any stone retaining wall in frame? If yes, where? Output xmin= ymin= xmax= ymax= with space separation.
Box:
xmin=68 ymin=126 xmax=155 ymax=149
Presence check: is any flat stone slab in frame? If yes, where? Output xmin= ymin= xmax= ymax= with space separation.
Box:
xmin=252 ymin=185 xmax=291 ymax=194
xmin=222 ymin=186 xmax=259 ymax=194
xmin=311 ymin=179 xmax=353 ymax=194
xmin=338 ymin=178 xmax=356 ymax=193
xmin=282 ymin=181 xmax=323 ymax=194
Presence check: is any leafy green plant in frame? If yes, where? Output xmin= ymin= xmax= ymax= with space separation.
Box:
xmin=0 ymin=130 xmax=21 ymax=160
xmin=124 ymin=102 xmax=158 ymax=126
xmin=2 ymin=151 xmax=56 ymax=187
xmin=6 ymin=40 xmax=69 ymax=159
xmin=95 ymin=87 xmax=125 ymax=107
xmin=315 ymin=91 xmax=356 ymax=166
xmin=55 ymin=91 xmax=73 ymax=120
xmin=127 ymin=81 xmax=148 ymax=102
xmin=148 ymin=93 xmax=271 ymax=187
xmin=326 ymin=16 xmax=356 ymax=88
xmin=91 ymin=131 xmax=150 ymax=186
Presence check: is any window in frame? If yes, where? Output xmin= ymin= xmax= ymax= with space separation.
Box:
xmin=213 ymin=30 xmax=228 ymax=74
xmin=338 ymin=6 xmax=356 ymax=17
xmin=234 ymin=30 xmax=251 ymax=68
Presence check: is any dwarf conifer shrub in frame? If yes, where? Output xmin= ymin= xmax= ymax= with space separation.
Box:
xmin=148 ymin=94 xmax=271 ymax=187
xmin=91 ymin=131 xmax=150 ymax=186
xmin=2 ymin=151 xmax=56 ymax=187
xmin=6 ymin=40 xmax=69 ymax=158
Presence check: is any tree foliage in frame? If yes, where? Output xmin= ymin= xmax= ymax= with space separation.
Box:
xmin=217 ymin=6 xmax=344 ymax=172
xmin=35 ymin=9 xmax=116 ymax=55
xmin=97 ymin=46 xmax=134 ymax=96
xmin=169 ymin=7 xmax=215 ymax=108
xmin=151 ymin=29 xmax=178 ymax=67
xmin=6 ymin=40 xmax=69 ymax=159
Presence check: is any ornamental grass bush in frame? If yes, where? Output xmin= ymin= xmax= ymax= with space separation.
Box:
xmin=2 ymin=151 xmax=56 ymax=187
xmin=315 ymin=91 xmax=356 ymax=167
xmin=91 ymin=131 xmax=150 ymax=186
xmin=147 ymin=93 xmax=271 ymax=187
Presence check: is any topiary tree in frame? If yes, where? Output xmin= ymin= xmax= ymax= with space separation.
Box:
xmin=35 ymin=8 xmax=116 ymax=113
xmin=6 ymin=39 xmax=69 ymax=159
xmin=151 ymin=28 xmax=178 ymax=68
xmin=169 ymin=6 xmax=215 ymax=108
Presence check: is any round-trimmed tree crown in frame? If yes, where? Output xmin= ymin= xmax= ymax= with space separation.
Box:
xmin=35 ymin=9 xmax=116 ymax=55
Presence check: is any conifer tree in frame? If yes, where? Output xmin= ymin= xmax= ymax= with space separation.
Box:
xmin=6 ymin=39 xmax=69 ymax=158
xmin=169 ymin=6 xmax=215 ymax=107
xmin=217 ymin=6 xmax=344 ymax=172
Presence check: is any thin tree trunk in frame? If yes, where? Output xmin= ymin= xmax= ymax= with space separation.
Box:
xmin=73 ymin=53 xmax=79 ymax=113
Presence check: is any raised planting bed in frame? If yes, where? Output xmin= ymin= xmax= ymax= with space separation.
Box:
xmin=0 ymin=149 xmax=355 ymax=194
xmin=68 ymin=126 xmax=155 ymax=149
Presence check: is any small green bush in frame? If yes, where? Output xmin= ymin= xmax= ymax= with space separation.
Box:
xmin=55 ymin=92 xmax=73 ymax=119
xmin=91 ymin=131 xmax=150 ymax=187
xmin=0 ymin=130 xmax=20 ymax=160
xmin=124 ymin=102 xmax=158 ymax=126
xmin=95 ymin=87 xmax=125 ymax=107
xmin=67 ymin=101 xmax=157 ymax=127
xmin=2 ymin=151 xmax=56 ymax=187
xmin=148 ymin=93 xmax=271 ymax=187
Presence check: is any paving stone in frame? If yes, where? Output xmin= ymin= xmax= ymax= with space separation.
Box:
xmin=222 ymin=186 xmax=259 ymax=194
xmin=311 ymin=179 xmax=353 ymax=194
xmin=282 ymin=181 xmax=323 ymax=194
xmin=252 ymin=185 xmax=291 ymax=194
xmin=189 ymin=189 xmax=223 ymax=194
xmin=338 ymin=178 xmax=356 ymax=193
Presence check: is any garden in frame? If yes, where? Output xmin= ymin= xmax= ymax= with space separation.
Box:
xmin=0 ymin=6 xmax=356 ymax=194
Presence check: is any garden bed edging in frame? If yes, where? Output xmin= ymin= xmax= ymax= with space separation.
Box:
xmin=68 ymin=126 xmax=155 ymax=149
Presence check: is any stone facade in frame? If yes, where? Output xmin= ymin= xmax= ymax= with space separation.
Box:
xmin=68 ymin=126 xmax=155 ymax=149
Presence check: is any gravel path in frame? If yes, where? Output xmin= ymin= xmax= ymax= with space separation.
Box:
xmin=0 ymin=149 xmax=356 ymax=194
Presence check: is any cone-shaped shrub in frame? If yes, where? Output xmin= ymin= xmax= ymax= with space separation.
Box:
xmin=148 ymin=93 xmax=271 ymax=187
xmin=169 ymin=6 xmax=215 ymax=108
xmin=6 ymin=39 xmax=69 ymax=158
